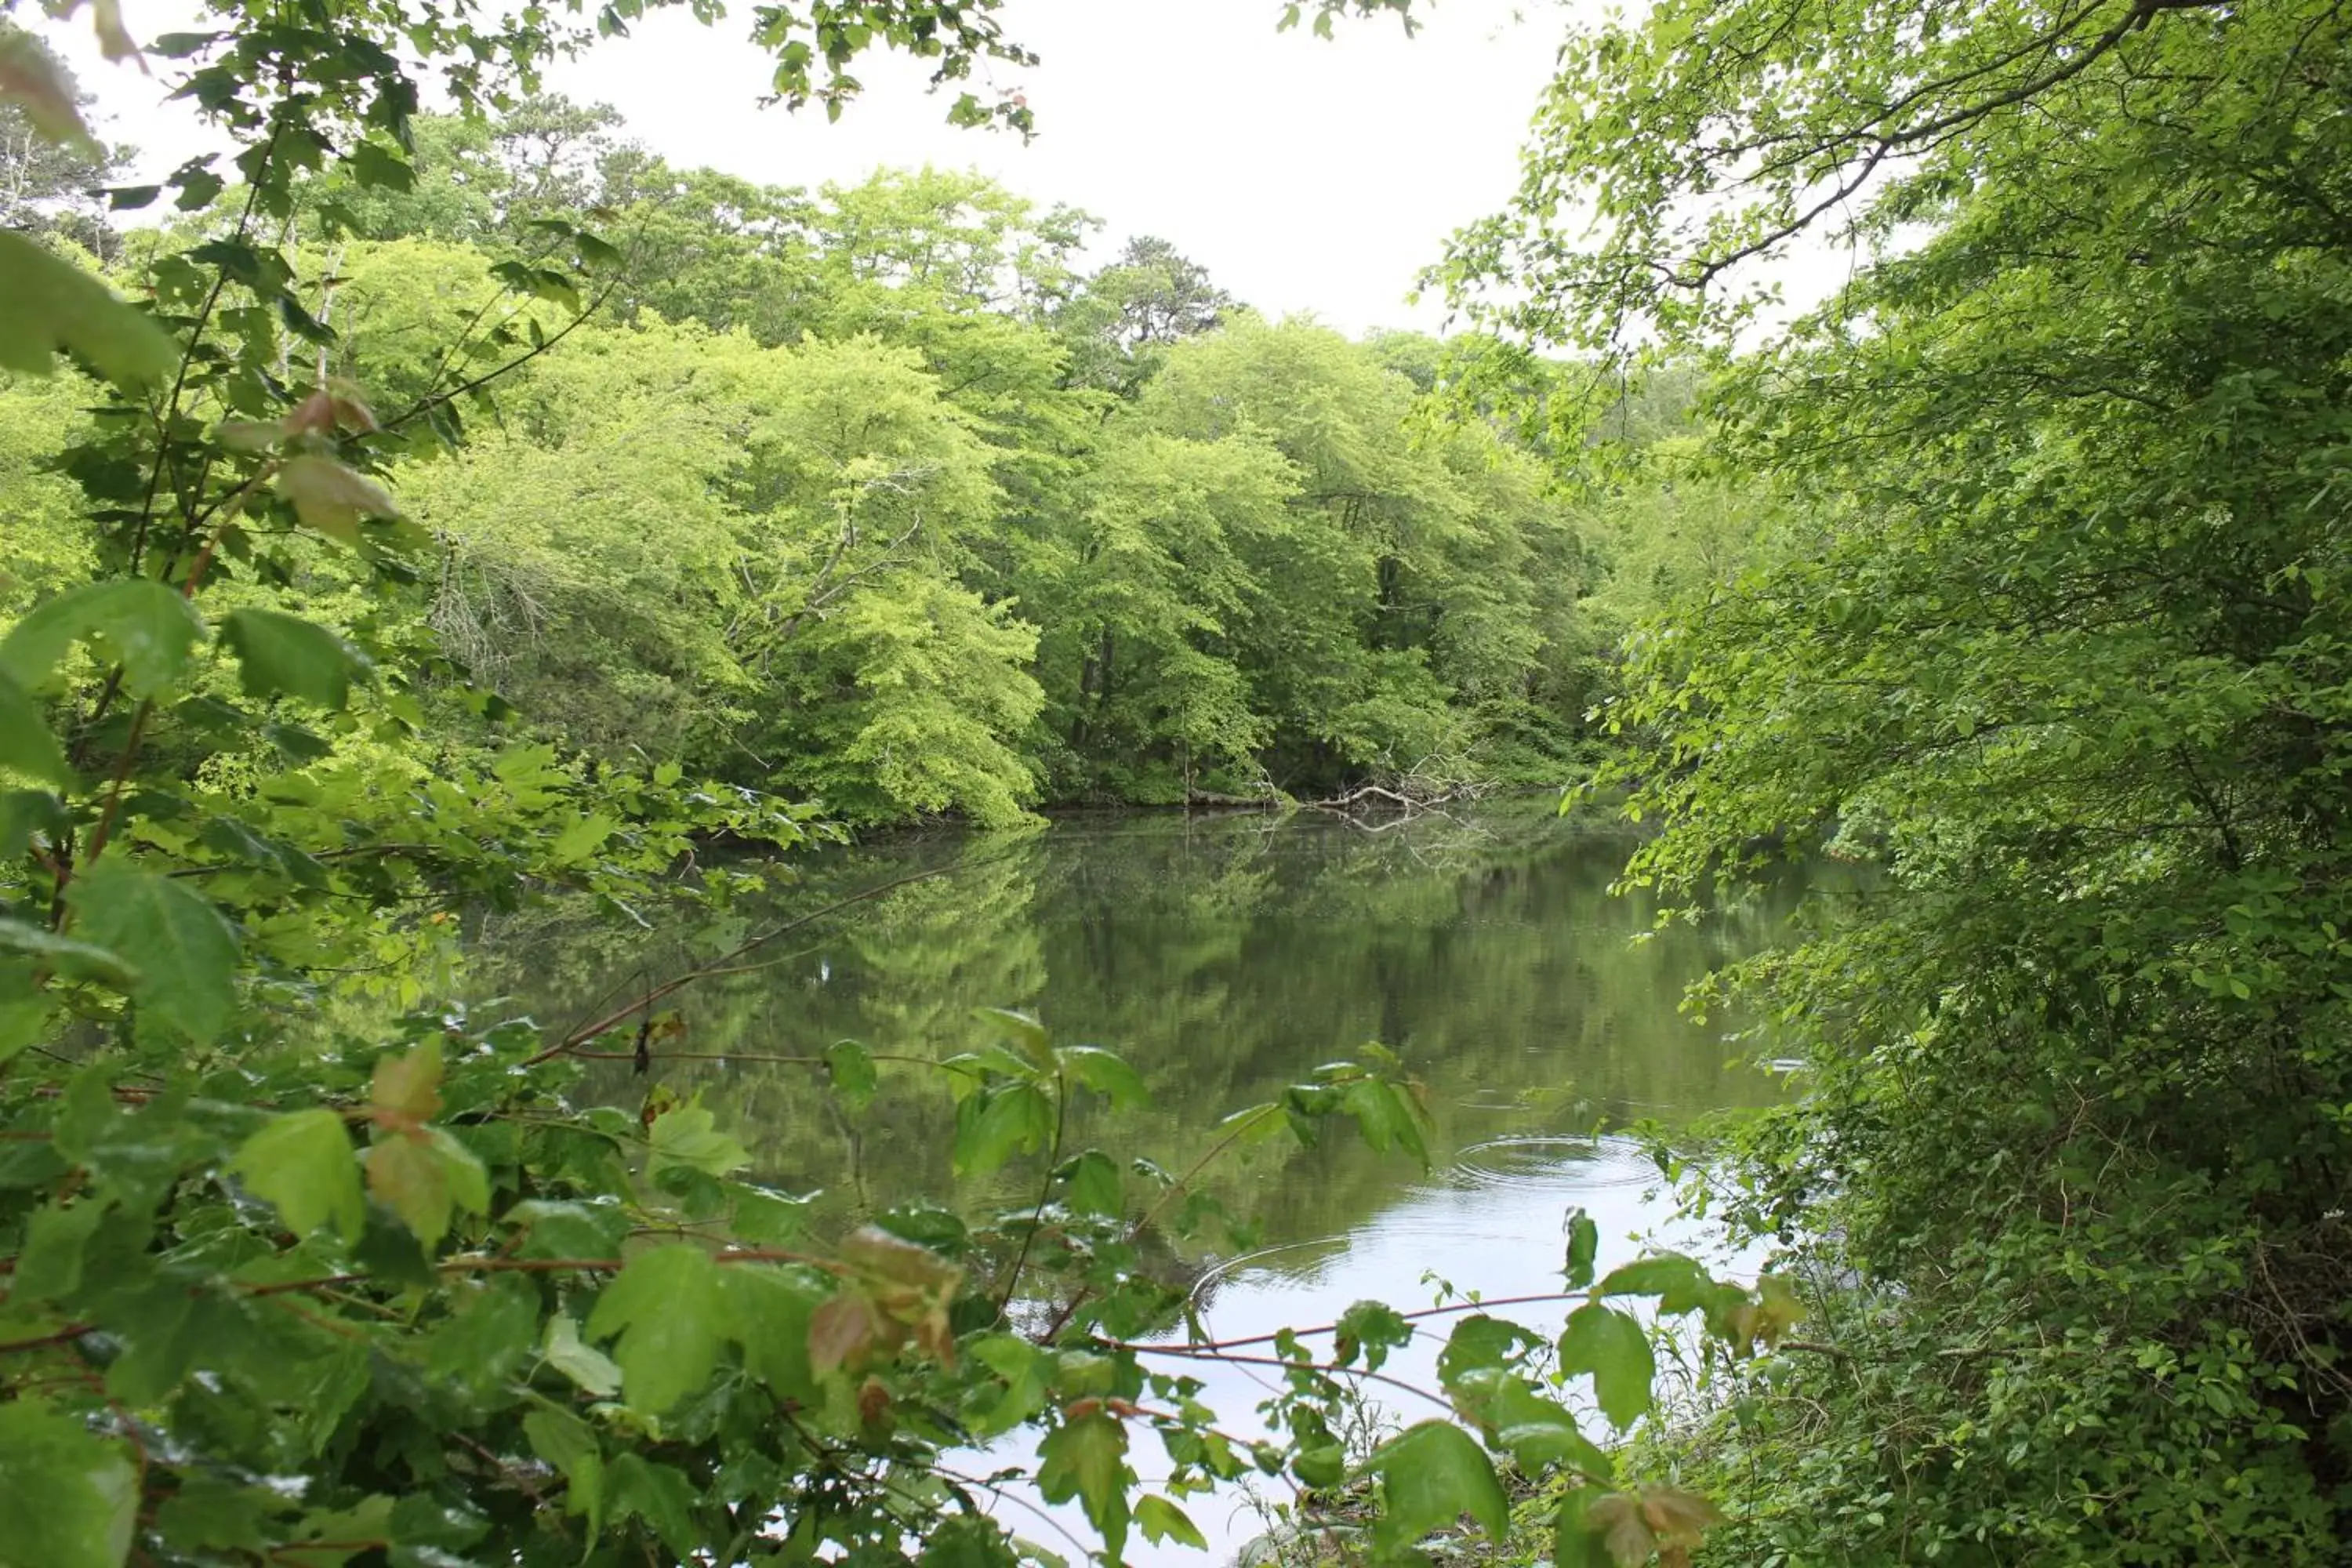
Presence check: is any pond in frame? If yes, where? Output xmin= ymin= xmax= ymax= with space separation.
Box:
xmin=466 ymin=801 xmax=1801 ymax=1561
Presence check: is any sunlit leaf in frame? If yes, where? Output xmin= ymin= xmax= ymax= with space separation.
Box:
xmin=220 ymin=608 xmax=372 ymax=711
xmin=1362 ymin=1418 xmax=1510 ymax=1541
xmin=0 ymin=579 xmax=207 ymax=699
xmin=0 ymin=232 xmax=176 ymax=388
xmin=66 ymin=858 xmax=239 ymax=1045
xmin=229 ymin=1109 xmax=362 ymax=1243
xmin=0 ymin=673 xmax=71 ymax=787
xmin=1134 ymin=1494 xmax=1207 ymax=1550
xmin=586 ymin=1243 xmax=729 ymax=1413
xmin=646 ymin=1100 xmax=750 ymax=1180
xmin=276 ymin=456 xmax=401 ymax=547
xmin=0 ymin=1399 xmax=138 ymax=1568
xmin=1037 ymin=1412 xmax=1131 ymax=1559
xmin=1558 ymin=1303 xmax=1656 ymax=1431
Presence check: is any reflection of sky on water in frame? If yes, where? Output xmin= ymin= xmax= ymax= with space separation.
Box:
xmin=978 ymin=1137 xmax=1758 ymax=1568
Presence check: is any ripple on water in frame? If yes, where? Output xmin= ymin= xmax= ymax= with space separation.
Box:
xmin=1448 ymin=1134 xmax=1657 ymax=1194
xmin=1187 ymin=1234 xmax=1352 ymax=1302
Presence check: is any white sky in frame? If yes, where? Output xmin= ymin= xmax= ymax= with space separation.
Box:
xmin=41 ymin=0 xmax=1581 ymax=337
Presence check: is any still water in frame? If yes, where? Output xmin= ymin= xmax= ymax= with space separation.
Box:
xmin=470 ymin=803 xmax=1796 ymax=1559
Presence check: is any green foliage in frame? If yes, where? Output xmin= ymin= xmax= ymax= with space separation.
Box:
xmin=1454 ymin=0 xmax=2352 ymax=1560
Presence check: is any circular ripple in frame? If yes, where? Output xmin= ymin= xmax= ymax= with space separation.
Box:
xmin=1187 ymin=1235 xmax=1352 ymax=1303
xmin=1449 ymin=1134 xmax=1657 ymax=1193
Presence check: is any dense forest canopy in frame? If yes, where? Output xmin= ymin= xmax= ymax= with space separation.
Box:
xmin=2 ymin=0 xmax=2347 ymax=1566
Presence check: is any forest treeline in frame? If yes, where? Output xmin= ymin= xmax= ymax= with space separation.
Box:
xmin=5 ymin=89 xmax=1733 ymax=826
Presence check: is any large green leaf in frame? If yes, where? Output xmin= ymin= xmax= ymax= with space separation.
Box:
xmin=646 ymin=1101 xmax=750 ymax=1181
xmin=0 ymin=1399 xmax=139 ymax=1568
xmin=1362 ymin=1418 xmax=1511 ymax=1541
xmin=1557 ymin=1303 xmax=1656 ymax=1432
xmin=220 ymin=608 xmax=371 ymax=711
xmin=65 ymin=858 xmax=239 ymax=1045
xmin=586 ymin=1243 xmax=730 ymax=1413
xmin=720 ymin=1265 xmax=823 ymax=1403
xmin=229 ymin=1110 xmax=363 ymax=1243
xmin=0 ymin=230 xmax=177 ymax=389
xmin=1036 ymin=1412 xmax=1131 ymax=1559
xmin=0 ymin=579 xmax=206 ymax=699
xmin=0 ymin=673 xmax=71 ymax=787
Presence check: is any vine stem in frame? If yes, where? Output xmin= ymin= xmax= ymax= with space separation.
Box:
xmin=995 ymin=1065 xmax=1067 ymax=1316
xmin=1092 ymin=1290 xmax=1591 ymax=1356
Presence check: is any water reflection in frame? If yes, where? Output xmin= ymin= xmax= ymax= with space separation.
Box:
xmin=465 ymin=804 xmax=1800 ymax=1562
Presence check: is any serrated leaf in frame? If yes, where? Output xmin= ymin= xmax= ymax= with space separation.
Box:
xmin=1334 ymin=1299 xmax=1413 ymax=1372
xmin=366 ymin=1127 xmax=484 ymax=1250
xmin=220 ymin=608 xmax=371 ymax=710
xmin=0 ymin=33 xmax=95 ymax=147
xmin=808 ymin=1290 xmax=883 ymax=1378
xmin=976 ymin=1005 xmax=1054 ymax=1071
xmin=65 ymin=858 xmax=239 ymax=1044
xmin=1595 ymin=1253 xmax=1711 ymax=1301
xmin=1554 ymin=1489 xmax=1613 ymax=1568
xmin=586 ymin=1243 xmax=729 ymax=1412
xmin=826 ymin=1038 xmax=878 ymax=1109
xmin=277 ymin=455 xmax=401 ymax=547
xmin=721 ymin=1265 xmax=823 ymax=1402
xmin=1363 ymin=1418 xmax=1510 ymax=1541
xmin=0 ymin=231 xmax=176 ymax=388
xmin=0 ymin=1401 xmax=137 ymax=1568
xmin=646 ymin=1100 xmax=750 ymax=1180
xmin=1563 ymin=1206 xmax=1599 ymax=1289
xmin=1060 ymin=1149 xmax=1122 ymax=1217
xmin=229 ymin=1109 xmax=362 ymax=1242
xmin=1134 ymin=1494 xmax=1207 ymax=1550
xmin=954 ymin=1080 xmax=1054 ymax=1177
xmin=1585 ymin=1493 xmax=1657 ymax=1567
xmin=1058 ymin=1044 xmax=1148 ymax=1109
xmin=0 ymin=675 xmax=71 ymax=787
xmin=0 ymin=916 xmax=134 ymax=985
xmin=1 ymin=579 xmax=207 ymax=699
xmin=1037 ymin=1413 xmax=1131 ymax=1559
xmin=370 ymin=1040 xmax=442 ymax=1129
xmin=540 ymin=1312 xmax=622 ymax=1399
xmin=1558 ymin=1303 xmax=1656 ymax=1431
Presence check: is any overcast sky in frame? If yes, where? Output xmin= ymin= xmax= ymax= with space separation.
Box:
xmin=42 ymin=0 xmax=1577 ymax=336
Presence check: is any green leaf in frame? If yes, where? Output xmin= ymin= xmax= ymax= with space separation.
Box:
xmin=1363 ymin=1418 xmax=1511 ymax=1541
xmin=1437 ymin=1314 xmax=1539 ymax=1388
xmin=0 ymin=579 xmax=207 ymax=699
xmin=1558 ymin=1303 xmax=1656 ymax=1432
xmin=721 ymin=1265 xmax=823 ymax=1403
xmin=646 ymin=1100 xmax=750 ymax=1181
xmin=976 ymin=1005 xmax=1054 ymax=1072
xmin=0 ymin=34 xmax=96 ymax=147
xmin=0 ymin=673 xmax=71 ymax=788
xmin=426 ymin=1274 xmax=543 ymax=1394
xmin=522 ymin=1409 xmax=602 ymax=1537
xmin=1058 ymin=1044 xmax=1148 ymax=1108
xmin=0 ymin=231 xmax=177 ymax=389
xmin=0 ymin=916 xmax=135 ymax=986
xmin=1594 ymin=1253 xmax=1711 ymax=1301
xmin=220 ymin=608 xmax=371 ymax=711
xmin=1554 ymin=1489 xmax=1613 ymax=1568
xmin=1563 ymin=1207 xmax=1599 ymax=1289
xmin=826 ymin=1038 xmax=878 ymax=1109
xmin=1060 ymin=1149 xmax=1122 ymax=1217
xmin=967 ymin=1334 xmax=1051 ymax=1437
xmin=365 ymin=1127 xmax=486 ymax=1249
xmin=229 ymin=1109 xmax=362 ymax=1243
xmin=954 ymin=1081 xmax=1054 ymax=1177
xmin=586 ymin=1243 xmax=729 ymax=1412
xmin=276 ymin=455 xmax=401 ymax=547
xmin=1037 ymin=1412 xmax=1131 ymax=1559
xmin=1334 ymin=1299 xmax=1413 ymax=1372
xmin=0 ymin=1399 xmax=138 ymax=1568
xmin=1339 ymin=1077 xmax=1428 ymax=1165
xmin=607 ymin=1454 xmax=699 ymax=1558
xmin=540 ymin=1312 xmax=622 ymax=1399
xmin=66 ymin=858 xmax=239 ymax=1045
xmin=1134 ymin=1494 xmax=1207 ymax=1550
